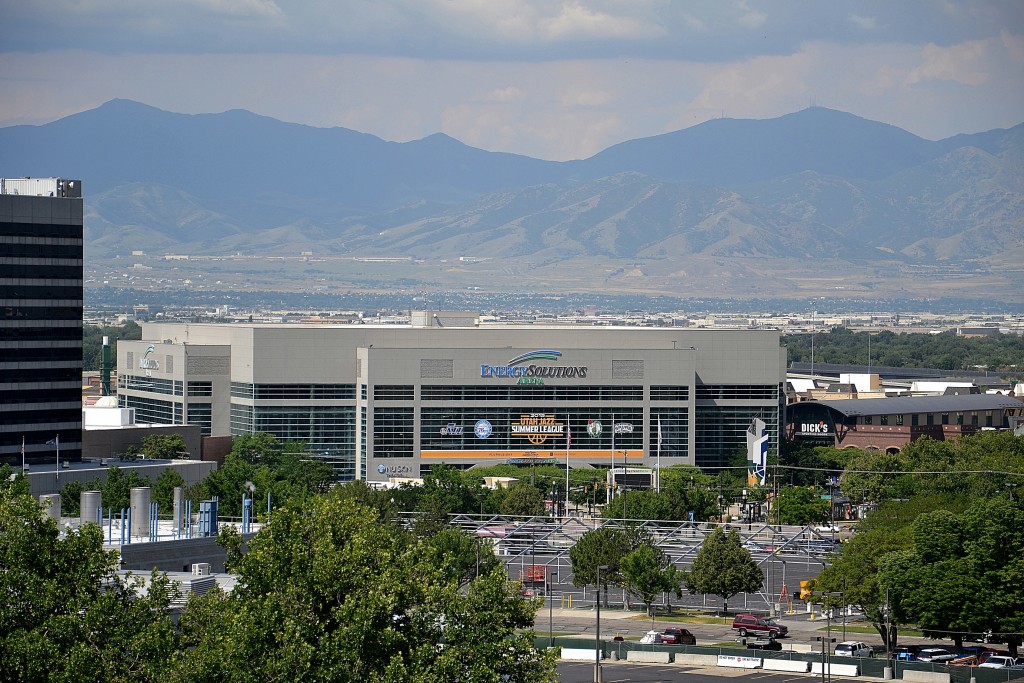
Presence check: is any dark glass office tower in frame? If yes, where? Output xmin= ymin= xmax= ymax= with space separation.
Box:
xmin=0 ymin=178 xmax=83 ymax=468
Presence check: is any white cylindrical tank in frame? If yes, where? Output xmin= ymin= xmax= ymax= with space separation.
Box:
xmin=130 ymin=487 xmax=151 ymax=537
xmin=81 ymin=490 xmax=102 ymax=525
xmin=173 ymin=486 xmax=184 ymax=534
xmin=40 ymin=494 xmax=61 ymax=520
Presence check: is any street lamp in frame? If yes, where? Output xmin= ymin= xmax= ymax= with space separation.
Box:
xmin=1007 ymin=482 xmax=1019 ymax=502
xmin=819 ymin=591 xmax=842 ymax=683
xmin=595 ymin=564 xmax=609 ymax=683
xmin=742 ymin=488 xmax=749 ymax=531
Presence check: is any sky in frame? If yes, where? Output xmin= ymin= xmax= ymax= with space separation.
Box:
xmin=1 ymin=0 xmax=1022 ymax=161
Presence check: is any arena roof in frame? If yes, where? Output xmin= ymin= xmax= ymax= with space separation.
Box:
xmin=792 ymin=394 xmax=1023 ymax=417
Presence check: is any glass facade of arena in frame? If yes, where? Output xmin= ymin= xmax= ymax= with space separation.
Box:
xmin=229 ymin=403 xmax=359 ymax=480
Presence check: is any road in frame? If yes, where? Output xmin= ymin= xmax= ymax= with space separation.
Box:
xmin=536 ymin=605 xmax=958 ymax=656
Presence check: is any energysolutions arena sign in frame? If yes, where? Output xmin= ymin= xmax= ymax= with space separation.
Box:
xmin=480 ymin=350 xmax=587 ymax=385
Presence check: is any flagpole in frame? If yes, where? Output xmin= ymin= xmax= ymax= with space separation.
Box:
xmin=611 ymin=412 xmax=616 ymax=501
xmin=565 ymin=422 xmax=571 ymax=517
xmin=56 ymin=434 xmax=60 ymax=484
xmin=656 ymin=416 xmax=662 ymax=493
xmin=22 ymin=436 xmax=26 ymax=473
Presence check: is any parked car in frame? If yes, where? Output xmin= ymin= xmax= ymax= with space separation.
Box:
xmin=661 ymin=627 xmax=696 ymax=645
xmin=916 ymin=648 xmax=957 ymax=663
xmin=834 ymin=641 xmax=873 ymax=658
xmin=960 ymin=646 xmax=998 ymax=660
xmin=893 ymin=645 xmax=920 ymax=661
xmin=815 ymin=524 xmax=841 ymax=534
xmin=639 ymin=630 xmax=664 ymax=644
xmin=731 ymin=613 xmax=788 ymax=638
xmin=747 ymin=636 xmax=783 ymax=651
xmin=979 ymin=655 xmax=1024 ymax=669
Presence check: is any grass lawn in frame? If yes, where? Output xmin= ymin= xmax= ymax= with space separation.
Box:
xmin=632 ymin=613 xmax=732 ymax=625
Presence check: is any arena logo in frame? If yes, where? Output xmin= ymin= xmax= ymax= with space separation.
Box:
xmin=138 ymin=344 xmax=160 ymax=370
xmin=480 ymin=349 xmax=588 ymax=384
xmin=377 ymin=463 xmax=412 ymax=476
xmin=438 ymin=423 xmax=464 ymax=436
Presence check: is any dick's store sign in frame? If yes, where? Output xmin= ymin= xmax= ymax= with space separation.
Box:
xmin=800 ymin=421 xmax=833 ymax=436
xmin=480 ymin=349 xmax=588 ymax=385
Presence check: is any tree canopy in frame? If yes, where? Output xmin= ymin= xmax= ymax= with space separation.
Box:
xmin=172 ymin=492 xmax=556 ymax=682
xmin=784 ymin=328 xmax=1024 ymax=375
xmin=684 ymin=527 xmax=763 ymax=614
xmin=0 ymin=489 xmax=179 ymax=682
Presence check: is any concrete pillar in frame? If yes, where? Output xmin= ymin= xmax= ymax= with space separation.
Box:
xmin=130 ymin=487 xmax=151 ymax=538
xmin=40 ymin=494 xmax=61 ymax=520
xmin=81 ymin=490 xmax=102 ymax=525
xmin=173 ymin=486 xmax=185 ymax=534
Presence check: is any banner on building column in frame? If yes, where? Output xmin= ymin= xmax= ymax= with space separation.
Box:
xmin=746 ymin=418 xmax=768 ymax=486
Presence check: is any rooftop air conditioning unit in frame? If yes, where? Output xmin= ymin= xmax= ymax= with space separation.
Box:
xmin=191 ymin=563 xmax=211 ymax=576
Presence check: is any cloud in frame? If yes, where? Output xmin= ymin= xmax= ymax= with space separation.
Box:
xmin=906 ymin=39 xmax=991 ymax=86
xmin=538 ymin=1 xmax=665 ymax=40
xmin=558 ymin=87 xmax=612 ymax=108
xmin=188 ymin=0 xmax=284 ymax=19
xmin=849 ymin=14 xmax=876 ymax=30
xmin=487 ymin=86 xmax=526 ymax=103
xmin=737 ymin=1 xmax=766 ymax=29
xmin=1002 ymin=29 xmax=1024 ymax=63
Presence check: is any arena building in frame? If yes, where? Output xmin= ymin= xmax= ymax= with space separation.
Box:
xmin=117 ymin=313 xmax=786 ymax=481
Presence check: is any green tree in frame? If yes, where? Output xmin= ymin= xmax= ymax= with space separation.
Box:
xmin=775 ymin=486 xmax=830 ymax=525
xmin=229 ymin=432 xmax=282 ymax=465
xmin=569 ymin=526 xmax=642 ymax=606
xmin=82 ymin=321 xmax=141 ymax=372
xmin=894 ymin=498 xmax=1024 ymax=653
xmin=685 ymin=527 xmax=762 ymax=614
xmin=0 ymin=464 xmax=30 ymax=496
xmin=60 ymin=479 xmax=84 ymax=516
xmin=500 ymin=482 xmax=546 ymax=516
xmin=170 ymin=493 xmax=556 ymax=682
xmin=602 ymin=489 xmax=673 ymax=520
xmin=0 ymin=489 xmax=179 ymax=682
xmin=141 ymin=433 xmax=190 ymax=460
xmin=619 ymin=543 xmax=682 ymax=617
xmin=419 ymin=527 xmax=500 ymax=587
xmin=815 ymin=494 xmax=965 ymax=653
xmin=101 ymin=465 xmax=151 ymax=512
xmin=153 ymin=468 xmax=186 ymax=516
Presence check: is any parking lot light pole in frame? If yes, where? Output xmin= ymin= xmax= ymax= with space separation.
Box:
xmin=595 ymin=564 xmax=608 ymax=683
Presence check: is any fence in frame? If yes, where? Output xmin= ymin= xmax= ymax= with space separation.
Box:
xmin=535 ymin=638 xmax=1024 ymax=682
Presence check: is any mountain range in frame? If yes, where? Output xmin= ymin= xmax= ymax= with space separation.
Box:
xmin=1 ymin=100 xmax=1021 ymax=301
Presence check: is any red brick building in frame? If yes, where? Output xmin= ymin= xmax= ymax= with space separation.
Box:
xmin=786 ymin=394 xmax=1024 ymax=452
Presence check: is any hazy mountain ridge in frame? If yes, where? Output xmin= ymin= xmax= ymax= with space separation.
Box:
xmin=2 ymin=100 xmax=1022 ymax=298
